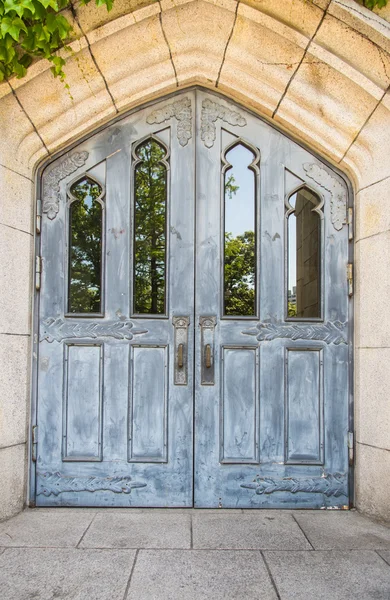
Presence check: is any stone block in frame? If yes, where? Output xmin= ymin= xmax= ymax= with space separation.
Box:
xmin=355 ymin=231 xmax=390 ymax=349
xmin=342 ymin=93 xmax=390 ymax=191
xmin=161 ymin=0 xmax=235 ymax=86
xmin=294 ymin=510 xmax=390 ymax=549
xmin=0 ymin=91 xmax=45 ymax=178
xmin=127 ymin=549 xmax=278 ymax=599
xmin=264 ymin=549 xmax=390 ymax=599
xmin=76 ymin=0 xmax=154 ymax=34
xmin=314 ymin=13 xmax=390 ymax=92
xmin=328 ymin=0 xmax=390 ymax=55
xmin=0 ymin=334 xmax=29 ymax=449
xmin=242 ymin=0 xmax=325 ymax=38
xmin=356 ymin=348 xmax=390 ymax=451
xmin=356 ymin=177 xmax=390 ymax=241
xmin=80 ymin=510 xmax=191 ymax=548
xmin=218 ymin=11 xmax=306 ymax=117
xmin=89 ymin=15 xmax=176 ymax=111
xmin=12 ymin=44 xmax=116 ymax=153
xmin=0 ymin=225 xmax=32 ymax=336
xmin=356 ymin=442 xmax=390 ymax=522
xmin=0 ymin=548 xmax=136 ymax=600
xmin=0 ymin=508 xmax=96 ymax=547
xmin=192 ymin=510 xmax=311 ymax=549
xmin=0 ymin=166 xmax=34 ymax=234
xmin=275 ymin=54 xmax=379 ymax=161
xmin=0 ymin=444 xmax=25 ymax=521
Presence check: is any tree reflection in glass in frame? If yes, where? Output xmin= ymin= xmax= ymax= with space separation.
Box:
xmin=133 ymin=138 xmax=167 ymax=314
xmin=287 ymin=188 xmax=321 ymax=319
xmin=224 ymin=144 xmax=256 ymax=316
xmin=68 ymin=177 xmax=103 ymax=314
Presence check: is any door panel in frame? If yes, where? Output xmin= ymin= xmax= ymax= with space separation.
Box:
xmin=194 ymin=90 xmax=350 ymax=508
xmin=35 ymin=89 xmax=350 ymax=509
xmin=36 ymin=92 xmax=196 ymax=507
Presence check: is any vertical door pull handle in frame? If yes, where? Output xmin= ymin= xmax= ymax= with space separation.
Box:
xmin=205 ymin=344 xmax=211 ymax=368
xmin=173 ymin=317 xmax=190 ymax=385
xmin=178 ymin=343 xmax=184 ymax=369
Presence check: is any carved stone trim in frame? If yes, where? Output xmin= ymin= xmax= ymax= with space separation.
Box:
xmin=242 ymin=320 xmax=347 ymax=345
xmin=201 ymin=98 xmax=246 ymax=148
xmin=42 ymin=151 xmax=89 ymax=220
xmin=303 ymin=163 xmax=347 ymax=231
xmin=146 ymin=97 xmax=192 ymax=147
xmin=41 ymin=317 xmax=148 ymax=343
xmin=37 ymin=471 xmax=147 ymax=496
xmin=241 ymin=473 xmax=347 ymax=498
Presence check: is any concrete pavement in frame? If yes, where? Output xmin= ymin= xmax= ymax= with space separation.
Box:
xmin=0 ymin=508 xmax=389 ymax=599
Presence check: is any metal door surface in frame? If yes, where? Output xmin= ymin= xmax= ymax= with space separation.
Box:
xmin=34 ymin=90 xmax=351 ymax=509
xmin=35 ymin=92 xmax=196 ymax=507
xmin=194 ymin=90 xmax=350 ymax=508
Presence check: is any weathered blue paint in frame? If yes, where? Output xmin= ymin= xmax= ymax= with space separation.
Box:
xmin=35 ymin=90 xmax=350 ymax=509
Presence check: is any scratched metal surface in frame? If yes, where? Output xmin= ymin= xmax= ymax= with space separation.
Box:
xmin=35 ymin=89 xmax=350 ymax=508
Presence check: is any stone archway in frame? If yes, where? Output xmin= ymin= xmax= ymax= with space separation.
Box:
xmin=1 ymin=0 xmax=389 ymax=521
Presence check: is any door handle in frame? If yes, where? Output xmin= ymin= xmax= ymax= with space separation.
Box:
xmin=178 ymin=343 xmax=184 ymax=369
xmin=200 ymin=316 xmax=216 ymax=385
xmin=205 ymin=344 xmax=211 ymax=368
xmin=173 ymin=317 xmax=190 ymax=385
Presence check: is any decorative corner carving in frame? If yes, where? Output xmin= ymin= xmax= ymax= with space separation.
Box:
xmin=146 ymin=97 xmax=192 ymax=147
xmin=303 ymin=163 xmax=347 ymax=231
xmin=201 ymin=98 xmax=246 ymax=148
xmin=242 ymin=320 xmax=347 ymax=345
xmin=40 ymin=317 xmax=148 ymax=343
xmin=241 ymin=473 xmax=347 ymax=498
xmin=42 ymin=151 xmax=89 ymax=220
xmin=37 ymin=471 xmax=147 ymax=496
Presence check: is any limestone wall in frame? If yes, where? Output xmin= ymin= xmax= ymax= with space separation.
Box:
xmin=1 ymin=0 xmax=389 ymax=521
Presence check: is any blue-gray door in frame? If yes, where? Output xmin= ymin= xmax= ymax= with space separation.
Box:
xmin=34 ymin=90 xmax=351 ymax=508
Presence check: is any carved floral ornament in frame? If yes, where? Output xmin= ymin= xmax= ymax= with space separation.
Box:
xmin=146 ymin=97 xmax=192 ymax=147
xmin=303 ymin=163 xmax=347 ymax=232
xmin=37 ymin=472 xmax=147 ymax=496
xmin=200 ymin=98 xmax=246 ymax=148
xmin=42 ymin=151 xmax=89 ymax=220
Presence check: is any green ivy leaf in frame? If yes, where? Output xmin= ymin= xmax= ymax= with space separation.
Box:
xmin=46 ymin=12 xmax=72 ymax=39
xmin=1 ymin=15 xmax=28 ymax=41
xmin=95 ymin=0 xmax=113 ymax=11
xmin=3 ymin=0 xmax=36 ymax=17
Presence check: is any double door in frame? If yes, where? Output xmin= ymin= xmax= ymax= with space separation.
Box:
xmin=34 ymin=90 xmax=351 ymax=508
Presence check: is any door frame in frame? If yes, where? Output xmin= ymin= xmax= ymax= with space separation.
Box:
xmin=28 ymin=86 xmax=355 ymax=508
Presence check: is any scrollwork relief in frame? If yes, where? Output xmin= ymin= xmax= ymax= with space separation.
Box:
xmin=146 ymin=97 xmax=192 ymax=147
xmin=303 ymin=163 xmax=347 ymax=231
xmin=42 ymin=151 xmax=89 ymax=220
xmin=201 ymin=98 xmax=246 ymax=148
xmin=242 ymin=320 xmax=347 ymax=345
xmin=241 ymin=473 xmax=347 ymax=498
xmin=41 ymin=317 xmax=148 ymax=343
xmin=37 ymin=471 xmax=147 ymax=496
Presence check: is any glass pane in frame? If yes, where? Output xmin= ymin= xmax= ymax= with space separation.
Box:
xmin=224 ymin=144 xmax=256 ymax=316
xmin=134 ymin=139 xmax=167 ymax=314
xmin=68 ymin=177 xmax=103 ymax=314
xmin=288 ymin=188 xmax=321 ymax=319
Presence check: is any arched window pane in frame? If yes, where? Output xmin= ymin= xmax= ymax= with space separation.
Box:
xmin=133 ymin=139 xmax=167 ymax=315
xmin=68 ymin=177 xmax=103 ymax=314
xmin=288 ymin=188 xmax=321 ymax=319
xmin=224 ymin=144 xmax=256 ymax=316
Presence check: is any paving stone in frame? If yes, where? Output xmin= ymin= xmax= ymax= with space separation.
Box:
xmin=0 ymin=509 xmax=96 ymax=548
xmin=192 ymin=509 xmax=311 ymax=549
xmin=264 ymin=550 xmax=390 ymax=600
xmin=0 ymin=548 xmax=135 ymax=600
xmin=126 ymin=549 xmax=278 ymax=600
xmin=294 ymin=510 xmax=390 ymax=549
xmin=80 ymin=510 xmax=191 ymax=548
xmin=377 ymin=550 xmax=390 ymax=566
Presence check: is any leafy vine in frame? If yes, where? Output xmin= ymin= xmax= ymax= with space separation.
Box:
xmin=0 ymin=0 xmax=388 ymax=83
